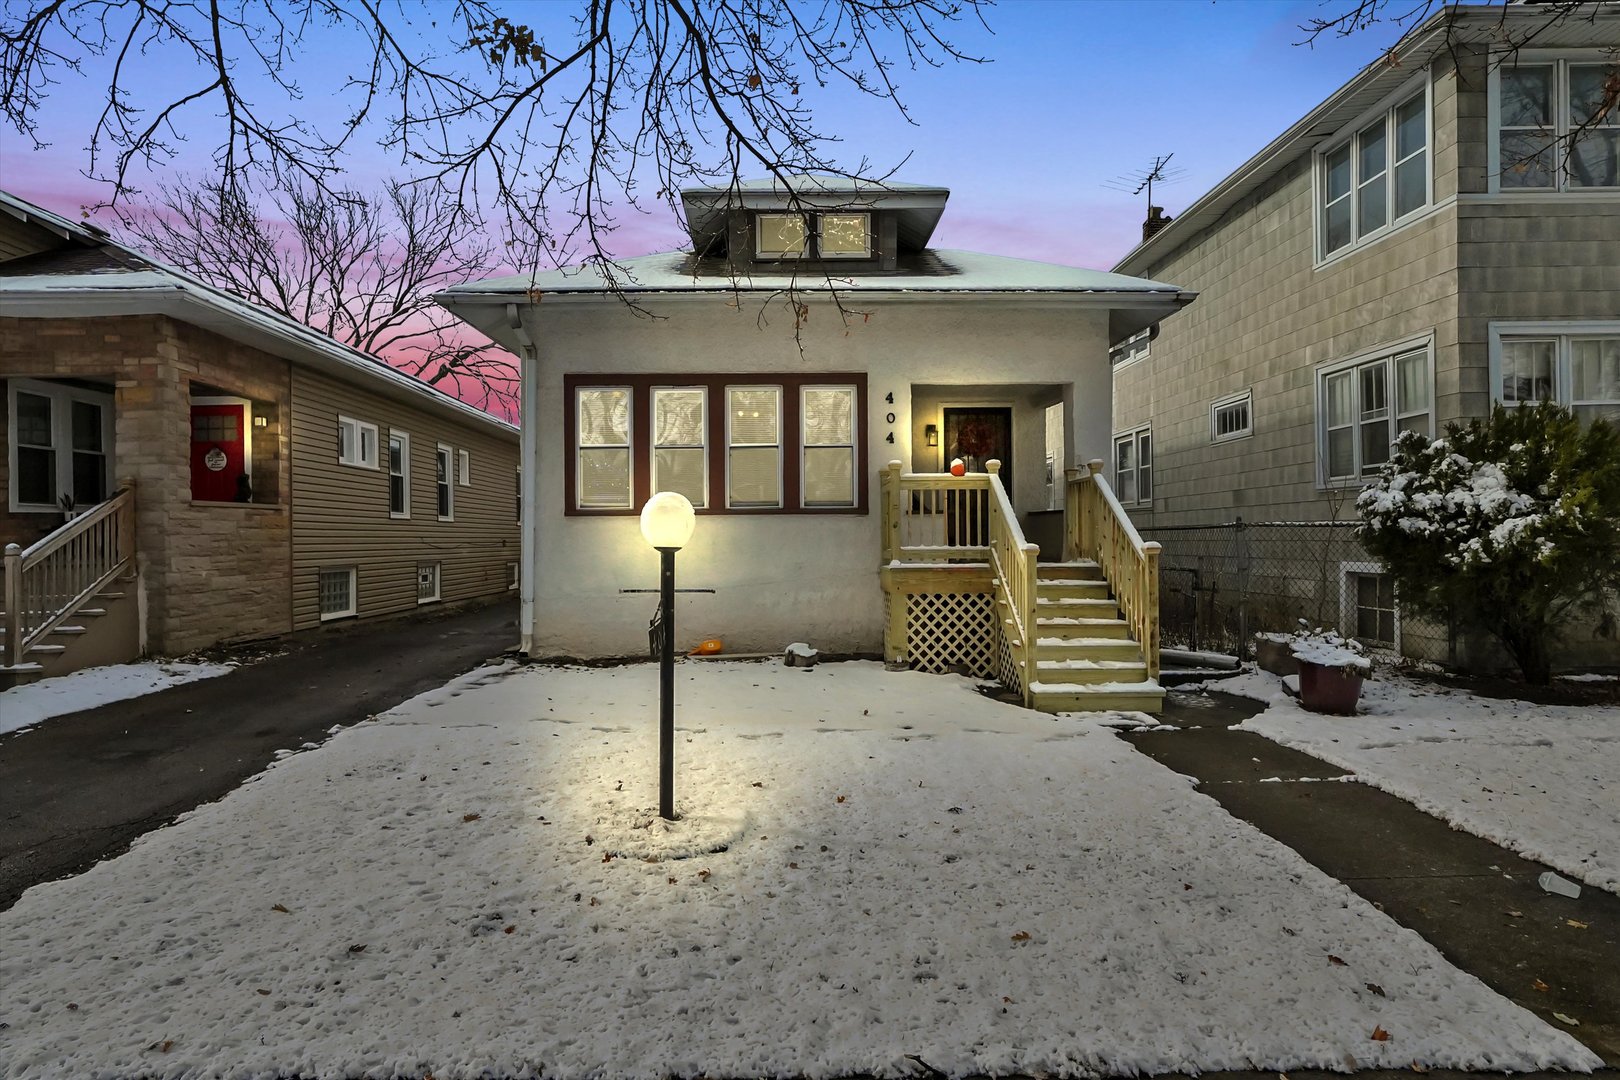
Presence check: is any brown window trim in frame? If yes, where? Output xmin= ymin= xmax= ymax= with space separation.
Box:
xmin=564 ymin=372 xmax=869 ymax=516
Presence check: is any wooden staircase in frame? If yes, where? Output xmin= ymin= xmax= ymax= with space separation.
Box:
xmin=1023 ymin=560 xmax=1163 ymax=713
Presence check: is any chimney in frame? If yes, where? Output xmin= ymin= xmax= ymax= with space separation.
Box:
xmin=1143 ymin=205 xmax=1173 ymax=242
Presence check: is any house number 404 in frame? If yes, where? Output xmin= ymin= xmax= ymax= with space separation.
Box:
xmin=884 ymin=392 xmax=896 ymax=443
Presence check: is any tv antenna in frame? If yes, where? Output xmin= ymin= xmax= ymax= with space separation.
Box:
xmin=1104 ymin=154 xmax=1187 ymax=213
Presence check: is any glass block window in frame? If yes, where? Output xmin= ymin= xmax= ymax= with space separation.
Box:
xmin=417 ymin=562 xmax=441 ymax=604
xmin=319 ymin=567 xmax=357 ymax=621
xmin=801 ymin=385 xmax=856 ymax=507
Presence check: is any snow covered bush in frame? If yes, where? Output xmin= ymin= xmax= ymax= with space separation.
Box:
xmin=1356 ymin=403 xmax=1620 ymax=684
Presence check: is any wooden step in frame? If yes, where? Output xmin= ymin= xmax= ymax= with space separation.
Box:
xmin=1034 ymin=637 xmax=1144 ymax=662
xmin=47 ymin=625 xmax=88 ymax=636
xmin=94 ymin=591 xmax=127 ymax=601
xmin=1033 ymin=658 xmax=1150 ymax=685
xmin=1029 ymin=679 xmax=1165 ymax=714
xmin=1034 ymin=560 xmax=1105 ymax=582
xmin=1036 ymin=597 xmax=1119 ymax=616
xmin=1035 ymin=616 xmax=1131 ymax=640
xmin=27 ymin=643 xmax=67 ymax=655
xmin=1036 ymin=580 xmax=1112 ymax=601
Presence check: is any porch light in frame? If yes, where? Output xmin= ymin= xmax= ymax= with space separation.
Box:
xmin=925 ymin=424 xmax=938 ymax=447
xmin=640 ymin=491 xmax=696 ymax=820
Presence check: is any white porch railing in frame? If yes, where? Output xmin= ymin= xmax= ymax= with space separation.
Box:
xmin=880 ymin=462 xmax=993 ymax=562
xmin=984 ymin=462 xmax=1038 ymax=705
xmin=1065 ymin=460 xmax=1161 ymax=679
xmin=3 ymin=484 xmax=136 ymax=669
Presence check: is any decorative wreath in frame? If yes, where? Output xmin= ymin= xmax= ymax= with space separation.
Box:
xmin=955 ymin=419 xmax=994 ymax=458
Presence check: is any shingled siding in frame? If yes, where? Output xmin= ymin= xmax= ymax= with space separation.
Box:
xmin=288 ymin=367 xmax=519 ymax=630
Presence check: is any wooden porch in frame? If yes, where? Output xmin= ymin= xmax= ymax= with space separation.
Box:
xmin=879 ymin=460 xmax=1162 ymax=713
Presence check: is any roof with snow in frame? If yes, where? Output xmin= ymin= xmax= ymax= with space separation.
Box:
xmin=0 ymin=190 xmax=517 ymax=436
xmin=679 ymin=174 xmax=953 ymax=251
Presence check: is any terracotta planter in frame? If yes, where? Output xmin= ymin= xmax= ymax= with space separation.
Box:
xmin=1296 ymin=660 xmax=1364 ymax=715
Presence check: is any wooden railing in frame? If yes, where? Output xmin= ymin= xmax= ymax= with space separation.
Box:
xmin=880 ymin=460 xmax=994 ymax=563
xmin=984 ymin=461 xmax=1038 ymax=705
xmin=1065 ymin=459 xmax=1160 ymax=679
xmin=3 ymin=484 xmax=136 ymax=669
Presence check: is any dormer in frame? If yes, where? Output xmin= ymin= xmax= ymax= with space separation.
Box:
xmin=679 ymin=175 xmax=950 ymax=274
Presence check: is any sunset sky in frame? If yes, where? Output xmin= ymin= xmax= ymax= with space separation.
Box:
xmin=5 ymin=0 xmax=1406 ymax=270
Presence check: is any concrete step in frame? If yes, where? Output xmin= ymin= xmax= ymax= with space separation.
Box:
xmin=1035 ymin=616 xmax=1131 ymax=640
xmin=1029 ymin=678 xmax=1164 ymax=714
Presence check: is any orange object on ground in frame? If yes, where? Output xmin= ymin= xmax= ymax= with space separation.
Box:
xmin=689 ymin=638 xmax=723 ymax=656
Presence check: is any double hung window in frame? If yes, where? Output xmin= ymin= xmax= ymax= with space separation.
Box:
xmin=1495 ymin=57 xmax=1620 ymax=191
xmin=1318 ymin=343 xmax=1432 ymax=484
xmin=8 ymin=379 xmax=113 ymax=513
xmin=1493 ymin=323 xmax=1620 ymax=426
xmin=1113 ymin=427 xmax=1152 ymax=507
xmin=567 ymin=376 xmax=865 ymax=513
xmin=436 ymin=444 xmax=454 ymax=520
xmin=1318 ymin=86 xmax=1429 ymax=260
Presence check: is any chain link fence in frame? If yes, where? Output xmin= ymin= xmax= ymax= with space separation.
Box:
xmin=1141 ymin=520 xmax=1453 ymax=664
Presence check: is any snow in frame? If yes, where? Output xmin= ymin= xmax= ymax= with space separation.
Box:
xmin=1558 ymin=673 xmax=1619 ymax=684
xmin=1219 ymin=668 xmax=1620 ymax=895
xmin=0 ymin=660 xmax=1596 ymax=1078
xmin=0 ymin=660 xmax=234 ymax=736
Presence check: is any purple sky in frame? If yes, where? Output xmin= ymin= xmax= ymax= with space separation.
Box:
xmin=6 ymin=0 xmax=1406 ymax=272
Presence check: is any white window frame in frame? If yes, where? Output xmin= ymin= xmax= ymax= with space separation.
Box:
xmin=508 ymin=562 xmax=519 ymax=591
xmin=338 ymin=415 xmax=379 ymax=469
xmin=318 ymin=566 xmax=357 ymax=621
xmin=1210 ymin=390 xmax=1254 ymax=443
xmin=1112 ymin=425 xmax=1152 ymax=509
xmin=1315 ymin=334 xmax=1435 ymax=488
xmin=1314 ymin=76 xmax=1433 ymax=265
xmin=1489 ymin=320 xmax=1620 ymax=419
xmin=725 ymin=385 xmax=783 ymax=509
xmin=799 ymin=383 xmax=857 ymax=508
xmin=1110 ymin=327 xmax=1152 ymax=369
xmin=651 ymin=386 xmax=709 ymax=508
xmin=754 ymin=212 xmax=809 ymax=259
xmin=388 ymin=430 xmax=411 ymax=519
xmin=7 ymin=378 xmax=115 ymax=514
xmin=1340 ymin=560 xmax=1400 ymax=652
xmin=416 ymin=561 xmax=442 ymax=605
xmin=575 ymin=386 xmax=633 ymax=510
xmin=435 ymin=443 xmax=454 ymax=521
xmin=457 ymin=448 xmax=471 ymax=486
xmin=1488 ymin=51 xmax=1620 ymax=194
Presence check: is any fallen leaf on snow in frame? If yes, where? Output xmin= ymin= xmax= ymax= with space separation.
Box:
xmin=1365 ymin=983 xmax=1385 ymax=997
xmin=698 ymin=869 xmax=711 ymax=882
xmin=1370 ymin=1025 xmax=1391 ymax=1042
xmin=462 ymin=813 xmax=481 ymax=822
xmin=347 ymin=944 xmax=366 ymax=954
xmin=835 ymin=795 xmax=846 ymax=803
xmin=1328 ymin=955 xmax=1347 ymax=966
xmin=1010 ymin=931 xmax=1031 ymax=942
xmin=149 ymin=1040 xmax=174 ymax=1053
xmin=751 ymin=781 xmax=763 ymax=788
xmin=256 ymin=989 xmax=270 ymax=996
xmin=503 ymin=925 xmax=515 ymax=934
xmin=270 ymin=903 xmax=290 ymax=913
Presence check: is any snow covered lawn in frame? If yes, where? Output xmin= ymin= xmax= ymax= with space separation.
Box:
xmin=0 ymin=661 xmax=1597 ymax=1078
xmin=0 ymin=660 xmax=235 ymax=736
xmin=1225 ymin=668 xmax=1620 ymax=895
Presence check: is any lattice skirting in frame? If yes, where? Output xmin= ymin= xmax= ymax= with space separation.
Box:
xmin=991 ymin=617 xmax=1022 ymax=698
xmin=903 ymin=592 xmax=995 ymax=678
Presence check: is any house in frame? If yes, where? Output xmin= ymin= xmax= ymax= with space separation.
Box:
xmin=1 ymin=190 xmax=521 ymax=686
xmin=437 ymin=176 xmax=1195 ymax=712
xmin=1109 ymin=4 xmax=1620 ymax=670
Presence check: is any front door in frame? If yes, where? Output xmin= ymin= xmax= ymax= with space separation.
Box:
xmin=942 ymin=407 xmax=1012 ymax=490
xmin=190 ymin=402 xmax=247 ymax=502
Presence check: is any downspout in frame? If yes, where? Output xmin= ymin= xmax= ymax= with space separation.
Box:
xmin=509 ymin=301 xmax=540 ymax=656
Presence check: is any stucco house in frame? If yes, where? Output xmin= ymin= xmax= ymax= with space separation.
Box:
xmin=438 ymin=176 xmax=1195 ymax=712
xmin=1 ymin=191 xmax=520 ymax=686
xmin=1109 ymin=4 xmax=1620 ymax=670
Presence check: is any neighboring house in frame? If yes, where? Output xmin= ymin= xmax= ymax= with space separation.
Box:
xmin=438 ymin=176 xmax=1195 ymax=712
xmin=1 ymin=191 xmax=520 ymax=686
xmin=1110 ymin=4 xmax=1620 ymax=670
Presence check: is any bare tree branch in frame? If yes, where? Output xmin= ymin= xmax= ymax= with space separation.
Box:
xmin=115 ymin=175 xmax=519 ymax=413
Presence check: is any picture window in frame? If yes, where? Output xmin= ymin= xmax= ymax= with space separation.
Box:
xmin=338 ymin=416 xmax=379 ymax=469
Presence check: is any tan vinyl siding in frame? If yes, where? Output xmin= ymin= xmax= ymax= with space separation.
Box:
xmin=290 ymin=367 xmax=519 ymax=628
xmin=0 ymin=213 xmax=62 ymax=261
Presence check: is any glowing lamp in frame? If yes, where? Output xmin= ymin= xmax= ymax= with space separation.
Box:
xmin=640 ymin=491 xmax=696 ymax=551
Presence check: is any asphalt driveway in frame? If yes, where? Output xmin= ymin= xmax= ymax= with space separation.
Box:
xmin=0 ymin=596 xmax=517 ymax=909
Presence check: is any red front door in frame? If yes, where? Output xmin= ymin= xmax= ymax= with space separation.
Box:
xmin=190 ymin=403 xmax=247 ymax=501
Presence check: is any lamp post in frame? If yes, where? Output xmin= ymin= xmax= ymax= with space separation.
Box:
xmin=640 ymin=491 xmax=696 ymax=821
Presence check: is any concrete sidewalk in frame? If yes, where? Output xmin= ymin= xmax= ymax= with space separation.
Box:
xmin=1125 ymin=688 xmax=1620 ymax=1066
xmin=0 ymin=596 xmax=517 ymax=910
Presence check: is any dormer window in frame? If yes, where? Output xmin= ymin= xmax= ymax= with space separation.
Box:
xmin=753 ymin=211 xmax=872 ymax=261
